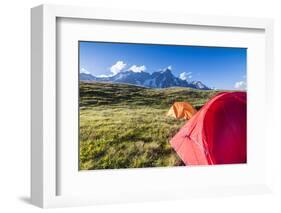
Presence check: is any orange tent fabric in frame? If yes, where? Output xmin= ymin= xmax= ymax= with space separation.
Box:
xmin=166 ymin=102 xmax=197 ymax=120
xmin=170 ymin=92 xmax=247 ymax=165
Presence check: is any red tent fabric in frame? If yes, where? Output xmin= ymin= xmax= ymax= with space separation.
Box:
xmin=170 ymin=92 xmax=247 ymax=165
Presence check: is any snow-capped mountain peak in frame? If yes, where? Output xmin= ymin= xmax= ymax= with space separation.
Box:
xmin=190 ymin=80 xmax=208 ymax=89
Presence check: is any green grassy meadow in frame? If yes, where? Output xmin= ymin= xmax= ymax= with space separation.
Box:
xmin=79 ymin=81 xmax=219 ymax=170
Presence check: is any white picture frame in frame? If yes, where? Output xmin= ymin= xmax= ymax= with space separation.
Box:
xmin=31 ymin=4 xmax=274 ymax=208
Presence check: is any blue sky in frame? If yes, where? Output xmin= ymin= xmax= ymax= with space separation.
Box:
xmin=79 ymin=41 xmax=247 ymax=90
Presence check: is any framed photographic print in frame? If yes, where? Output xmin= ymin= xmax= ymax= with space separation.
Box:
xmin=31 ymin=4 xmax=274 ymax=208
xmin=78 ymin=41 xmax=247 ymax=170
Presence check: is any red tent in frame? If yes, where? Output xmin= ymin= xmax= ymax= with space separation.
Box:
xmin=170 ymin=92 xmax=247 ymax=165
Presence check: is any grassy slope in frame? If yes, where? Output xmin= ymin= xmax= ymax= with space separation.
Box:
xmin=79 ymin=81 xmax=219 ymax=170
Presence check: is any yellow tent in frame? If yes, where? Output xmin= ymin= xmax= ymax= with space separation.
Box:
xmin=166 ymin=102 xmax=197 ymax=120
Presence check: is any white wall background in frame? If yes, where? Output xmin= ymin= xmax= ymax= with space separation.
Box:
xmin=0 ymin=0 xmax=280 ymax=212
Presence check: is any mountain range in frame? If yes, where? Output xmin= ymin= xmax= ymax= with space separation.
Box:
xmin=80 ymin=68 xmax=211 ymax=90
